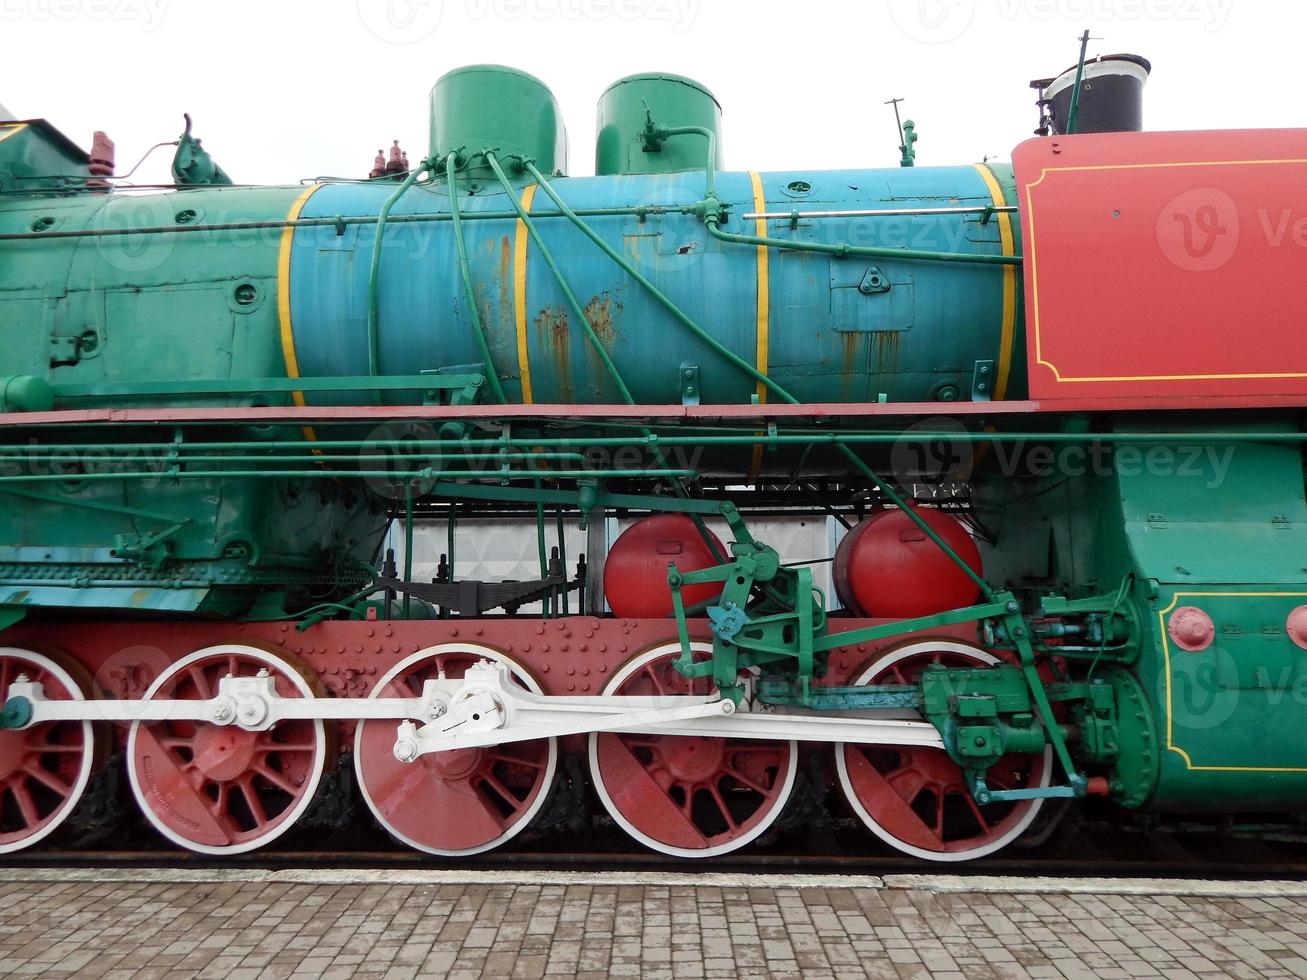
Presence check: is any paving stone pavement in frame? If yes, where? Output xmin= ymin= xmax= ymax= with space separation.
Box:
xmin=0 ymin=874 xmax=1305 ymax=979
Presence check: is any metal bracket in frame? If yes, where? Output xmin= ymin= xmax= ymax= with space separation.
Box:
xmin=858 ymin=266 xmax=891 ymax=295
xmin=680 ymin=364 xmax=701 ymax=406
xmin=972 ymin=360 xmax=996 ymax=401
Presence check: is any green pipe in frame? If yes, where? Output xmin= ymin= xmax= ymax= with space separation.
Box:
xmin=522 ymin=160 xmax=796 ymax=409
xmin=1065 ymin=30 xmax=1093 ymax=136
xmin=705 ymin=216 xmax=1022 ymax=267
xmin=3 ymin=452 xmax=593 ymax=465
xmin=446 ymin=153 xmax=507 ymax=405
xmin=484 ymin=152 xmax=634 ymax=405
xmin=5 ymin=429 xmax=1305 ymax=457
xmin=367 ymin=163 xmax=428 ymax=384
xmin=0 ymin=205 xmax=697 ymax=244
xmin=658 ymin=125 xmax=717 ymax=200
xmin=0 ymin=468 xmax=695 ymax=484
xmin=667 ymin=120 xmax=1017 ymax=267
xmin=522 ymin=158 xmax=989 ymax=598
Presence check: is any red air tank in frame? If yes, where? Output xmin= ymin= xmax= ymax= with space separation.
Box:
xmin=604 ymin=515 xmax=726 ymax=618
xmin=833 ymin=508 xmax=982 ymax=619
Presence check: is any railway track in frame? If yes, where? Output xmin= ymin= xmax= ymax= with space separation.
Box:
xmin=8 ymin=842 xmax=1307 ymax=883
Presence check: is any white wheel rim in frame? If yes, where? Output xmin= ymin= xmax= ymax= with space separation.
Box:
xmin=126 ymin=645 xmax=327 ymax=856
xmin=0 ymin=648 xmax=95 ymax=853
xmin=354 ymin=644 xmax=558 ymax=857
xmin=588 ymin=642 xmax=799 ymax=859
xmin=834 ymin=639 xmax=1052 ymax=862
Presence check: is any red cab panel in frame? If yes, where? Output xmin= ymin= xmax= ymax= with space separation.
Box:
xmin=1012 ymin=130 xmax=1307 ymax=405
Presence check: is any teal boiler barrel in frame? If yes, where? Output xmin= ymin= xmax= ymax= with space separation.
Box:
xmin=283 ymin=161 xmax=1023 ymax=409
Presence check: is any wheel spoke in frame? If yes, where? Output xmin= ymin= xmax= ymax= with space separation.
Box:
xmin=254 ymin=764 xmax=300 ymax=797
xmin=25 ymin=741 xmax=83 ymax=755
xmin=22 ymin=763 xmax=70 ymax=799
xmin=962 ymin=791 xmax=992 ymax=834
xmin=641 ymin=665 xmax=668 ymax=696
xmin=479 ymin=772 xmax=527 ymax=816
xmin=706 ymin=783 xmax=739 ymax=833
xmin=488 ymin=750 xmax=547 ymax=772
xmin=187 ymin=666 xmax=211 ymax=699
xmin=10 ymin=783 xmax=39 ymax=828
xmin=723 ymin=765 xmax=772 ymax=796
xmin=238 ymin=776 xmax=269 ymax=826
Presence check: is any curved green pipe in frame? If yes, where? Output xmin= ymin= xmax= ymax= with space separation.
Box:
xmin=367 ymin=163 xmax=428 ymax=384
xmin=446 ymin=152 xmax=507 ymax=404
xmin=484 ymin=152 xmax=634 ymax=405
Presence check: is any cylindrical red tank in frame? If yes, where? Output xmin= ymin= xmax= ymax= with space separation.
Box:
xmin=604 ymin=515 xmax=726 ymax=618
xmin=833 ymin=508 xmax=982 ymax=619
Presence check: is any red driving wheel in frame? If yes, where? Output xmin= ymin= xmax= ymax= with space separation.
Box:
xmin=0 ymin=648 xmax=98 ymax=852
xmin=835 ymin=640 xmax=1051 ymax=861
xmin=127 ymin=645 xmax=330 ymax=855
xmin=589 ymin=643 xmax=797 ymax=858
xmin=355 ymin=646 xmax=556 ymax=856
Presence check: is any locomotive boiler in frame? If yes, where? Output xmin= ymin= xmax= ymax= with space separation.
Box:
xmin=0 ymin=49 xmax=1304 ymax=863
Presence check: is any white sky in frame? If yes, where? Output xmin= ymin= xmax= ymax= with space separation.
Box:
xmin=1 ymin=0 xmax=1292 ymax=186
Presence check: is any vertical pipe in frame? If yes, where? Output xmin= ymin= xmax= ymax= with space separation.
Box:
xmin=367 ymin=164 xmax=426 ymax=389
xmin=446 ymin=152 xmax=508 ymax=404
xmin=403 ymin=486 xmax=414 ymax=620
xmin=446 ymin=502 xmax=457 ymax=587
xmin=555 ymin=506 xmax=569 ymax=616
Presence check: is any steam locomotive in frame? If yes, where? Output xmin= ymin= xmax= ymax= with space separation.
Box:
xmin=0 ymin=49 xmax=1301 ymax=862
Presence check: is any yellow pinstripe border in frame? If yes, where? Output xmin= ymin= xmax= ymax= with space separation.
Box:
xmin=748 ymin=171 xmax=770 ymax=481
xmin=1025 ymin=157 xmax=1307 ymax=383
xmin=514 ymin=184 xmax=539 ymax=404
xmin=972 ymin=164 xmax=1017 ymax=400
xmin=277 ymin=184 xmax=322 ymax=441
xmin=0 ymin=123 xmax=28 ymax=145
xmin=1159 ymin=591 xmax=1307 ymax=772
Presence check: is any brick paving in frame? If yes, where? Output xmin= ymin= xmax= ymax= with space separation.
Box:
xmin=0 ymin=874 xmax=1305 ymax=979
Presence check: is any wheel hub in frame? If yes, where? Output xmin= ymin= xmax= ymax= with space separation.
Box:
xmin=191 ymin=726 xmax=258 ymax=782
xmin=655 ymin=736 xmax=724 ymax=783
xmin=426 ymin=747 xmax=486 ymax=780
